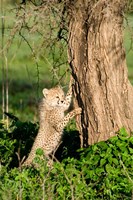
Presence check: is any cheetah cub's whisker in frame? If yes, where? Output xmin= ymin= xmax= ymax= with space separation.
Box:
xmin=22 ymin=79 xmax=82 ymax=167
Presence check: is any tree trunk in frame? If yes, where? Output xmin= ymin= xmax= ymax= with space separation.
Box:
xmin=68 ymin=0 xmax=133 ymax=146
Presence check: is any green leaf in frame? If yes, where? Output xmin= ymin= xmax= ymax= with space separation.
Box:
xmin=108 ymin=156 xmax=113 ymax=164
xmin=119 ymin=136 xmax=128 ymax=141
xmin=98 ymin=141 xmax=108 ymax=150
xmin=100 ymin=158 xmax=106 ymax=166
xmin=112 ymin=158 xmax=119 ymax=165
xmin=108 ymin=136 xmax=118 ymax=144
xmin=113 ymin=149 xmax=119 ymax=157
xmin=116 ymin=140 xmax=121 ymax=148
xmin=100 ymin=151 xmax=106 ymax=158
xmin=119 ymin=145 xmax=128 ymax=153
xmin=92 ymin=144 xmax=98 ymax=152
xmin=105 ymin=164 xmax=113 ymax=172
xmin=93 ymin=155 xmax=100 ymax=166
xmin=119 ymin=128 xmax=128 ymax=137
xmin=129 ymin=147 xmax=133 ymax=154
xmin=95 ymin=167 xmax=105 ymax=175
xmin=129 ymin=137 xmax=133 ymax=144
xmin=35 ymin=148 xmax=44 ymax=156
xmin=106 ymin=147 xmax=112 ymax=154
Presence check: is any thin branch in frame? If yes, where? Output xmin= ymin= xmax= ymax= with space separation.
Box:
xmin=119 ymin=154 xmax=133 ymax=183
xmin=19 ymin=30 xmax=40 ymax=100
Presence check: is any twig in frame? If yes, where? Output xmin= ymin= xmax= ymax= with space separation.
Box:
xmin=119 ymin=156 xmax=133 ymax=183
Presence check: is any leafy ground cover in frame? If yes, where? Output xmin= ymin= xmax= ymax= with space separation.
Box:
xmin=0 ymin=120 xmax=133 ymax=199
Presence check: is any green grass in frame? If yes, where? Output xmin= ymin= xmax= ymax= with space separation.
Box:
xmin=0 ymin=4 xmax=68 ymax=121
xmin=0 ymin=4 xmax=133 ymax=121
xmin=124 ymin=14 xmax=133 ymax=84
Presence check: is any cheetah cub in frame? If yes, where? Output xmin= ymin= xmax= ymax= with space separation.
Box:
xmin=22 ymin=80 xmax=81 ymax=166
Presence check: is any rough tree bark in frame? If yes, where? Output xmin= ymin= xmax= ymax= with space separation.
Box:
xmin=68 ymin=0 xmax=133 ymax=146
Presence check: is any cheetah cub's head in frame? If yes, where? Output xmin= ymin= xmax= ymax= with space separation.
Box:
xmin=42 ymin=86 xmax=65 ymax=107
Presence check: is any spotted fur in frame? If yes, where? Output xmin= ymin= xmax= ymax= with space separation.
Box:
xmin=22 ymin=82 xmax=81 ymax=166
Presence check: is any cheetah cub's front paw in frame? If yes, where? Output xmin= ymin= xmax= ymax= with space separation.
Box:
xmin=75 ymin=107 xmax=82 ymax=115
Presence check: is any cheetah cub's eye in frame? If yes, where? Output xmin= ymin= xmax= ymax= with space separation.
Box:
xmin=56 ymin=95 xmax=59 ymax=99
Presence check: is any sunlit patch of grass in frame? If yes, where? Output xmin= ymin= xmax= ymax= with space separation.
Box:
xmin=124 ymin=14 xmax=133 ymax=83
xmin=0 ymin=4 xmax=68 ymax=121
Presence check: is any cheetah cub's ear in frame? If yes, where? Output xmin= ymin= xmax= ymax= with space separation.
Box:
xmin=42 ymin=88 xmax=49 ymax=98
